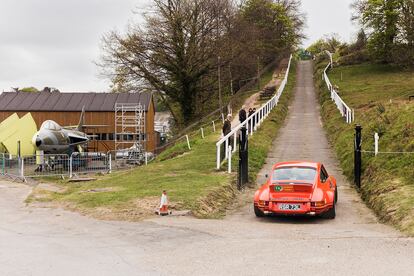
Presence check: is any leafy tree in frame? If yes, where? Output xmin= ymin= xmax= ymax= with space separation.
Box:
xmin=19 ymin=87 xmax=39 ymax=93
xmin=352 ymin=0 xmax=414 ymax=64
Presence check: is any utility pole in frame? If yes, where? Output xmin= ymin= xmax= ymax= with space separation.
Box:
xmin=229 ymin=64 xmax=233 ymax=95
xmin=218 ymin=55 xmax=222 ymax=114
xmin=257 ymin=56 xmax=261 ymax=91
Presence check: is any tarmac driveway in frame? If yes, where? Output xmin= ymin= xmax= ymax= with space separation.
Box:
xmin=1 ymin=61 xmax=413 ymax=275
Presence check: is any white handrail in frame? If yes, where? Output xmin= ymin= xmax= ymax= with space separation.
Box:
xmin=323 ymin=52 xmax=354 ymax=124
xmin=216 ymin=54 xmax=293 ymax=170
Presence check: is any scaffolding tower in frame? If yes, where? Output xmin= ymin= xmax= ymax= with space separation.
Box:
xmin=114 ymin=103 xmax=146 ymax=158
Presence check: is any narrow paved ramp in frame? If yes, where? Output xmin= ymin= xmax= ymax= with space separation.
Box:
xmin=1 ymin=61 xmax=413 ymax=276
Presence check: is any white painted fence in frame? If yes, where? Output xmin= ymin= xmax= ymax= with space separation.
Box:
xmin=216 ymin=54 xmax=293 ymax=170
xmin=323 ymin=53 xmax=354 ymax=124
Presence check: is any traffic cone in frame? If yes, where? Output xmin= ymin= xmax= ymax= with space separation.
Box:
xmin=157 ymin=190 xmax=172 ymax=216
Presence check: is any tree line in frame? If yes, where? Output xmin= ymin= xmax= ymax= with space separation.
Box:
xmin=100 ymin=0 xmax=304 ymax=125
xmin=307 ymin=0 xmax=414 ymax=67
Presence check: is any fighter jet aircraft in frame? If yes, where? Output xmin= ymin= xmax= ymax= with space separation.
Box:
xmin=32 ymin=108 xmax=90 ymax=154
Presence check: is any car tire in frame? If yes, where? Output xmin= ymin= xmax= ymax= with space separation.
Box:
xmin=334 ymin=187 xmax=338 ymax=204
xmin=254 ymin=205 xmax=265 ymax=217
xmin=323 ymin=204 xmax=336 ymax=219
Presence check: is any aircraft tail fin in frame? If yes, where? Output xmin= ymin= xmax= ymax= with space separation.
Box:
xmin=77 ymin=106 xmax=85 ymax=131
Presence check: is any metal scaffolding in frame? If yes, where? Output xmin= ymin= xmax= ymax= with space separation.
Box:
xmin=114 ymin=103 xmax=146 ymax=159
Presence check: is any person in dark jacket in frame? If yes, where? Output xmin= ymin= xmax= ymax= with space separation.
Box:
xmin=221 ymin=114 xmax=232 ymax=158
xmin=239 ymin=105 xmax=247 ymax=124
xmin=222 ymin=114 xmax=232 ymax=136
xmin=248 ymin=108 xmax=254 ymax=132
xmin=252 ymin=107 xmax=257 ymax=130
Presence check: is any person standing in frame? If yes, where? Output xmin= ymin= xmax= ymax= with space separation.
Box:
xmin=248 ymin=108 xmax=254 ymax=132
xmin=252 ymin=107 xmax=257 ymax=130
xmin=222 ymin=114 xmax=232 ymax=136
xmin=221 ymin=114 xmax=232 ymax=159
xmin=239 ymin=105 xmax=247 ymax=124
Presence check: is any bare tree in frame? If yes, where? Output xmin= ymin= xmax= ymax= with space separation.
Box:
xmin=101 ymin=0 xmax=233 ymax=124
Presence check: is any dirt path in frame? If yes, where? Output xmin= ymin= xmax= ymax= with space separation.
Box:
xmin=231 ymin=63 xmax=284 ymax=128
xmin=1 ymin=61 xmax=414 ymax=275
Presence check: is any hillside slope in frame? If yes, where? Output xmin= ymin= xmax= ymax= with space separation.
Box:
xmin=315 ymin=61 xmax=414 ymax=235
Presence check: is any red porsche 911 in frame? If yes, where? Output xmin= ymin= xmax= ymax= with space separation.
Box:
xmin=254 ymin=161 xmax=338 ymax=219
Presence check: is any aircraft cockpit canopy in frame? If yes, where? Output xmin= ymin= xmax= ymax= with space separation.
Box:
xmin=40 ymin=120 xmax=62 ymax=131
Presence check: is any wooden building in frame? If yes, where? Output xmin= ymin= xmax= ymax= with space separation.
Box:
xmin=0 ymin=91 xmax=156 ymax=153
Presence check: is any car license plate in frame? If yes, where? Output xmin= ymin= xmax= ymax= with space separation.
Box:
xmin=279 ymin=203 xmax=301 ymax=210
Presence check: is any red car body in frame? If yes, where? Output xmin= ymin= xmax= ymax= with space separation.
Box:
xmin=254 ymin=161 xmax=338 ymax=219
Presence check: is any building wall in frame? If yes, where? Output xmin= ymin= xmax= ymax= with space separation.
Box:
xmin=0 ymin=99 xmax=156 ymax=153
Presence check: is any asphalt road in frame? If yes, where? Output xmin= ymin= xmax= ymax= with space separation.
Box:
xmin=1 ymin=61 xmax=413 ymax=276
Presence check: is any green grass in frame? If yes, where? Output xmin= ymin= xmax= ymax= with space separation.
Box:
xmin=28 ymin=60 xmax=296 ymax=220
xmin=316 ymin=60 xmax=414 ymax=236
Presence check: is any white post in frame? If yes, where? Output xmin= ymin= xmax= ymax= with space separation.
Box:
xmin=201 ymin=128 xmax=205 ymax=139
xmin=145 ymin=152 xmax=148 ymax=165
xmin=186 ymin=135 xmax=191 ymax=150
xmin=233 ymin=132 xmax=237 ymax=153
xmin=352 ymin=109 xmax=355 ymax=122
xmin=224 ymin=139 xmax=229 ymax=159
xmin=228 ymin=146 xmax=232 ymax=173
xmin=216 ymin=145 xmax=221 ymax=170
xmin=69 ymin=154 xmax=73 ymax=178
xmin=20 ymin=157 xmax=24 ymax=178
xmin=212 ymin=121 xmax=216 ymax=132
xmin=108 ymin=153 xmax=112 ymax=173
xmin=374 ymin=133 xmax=379 ymax=156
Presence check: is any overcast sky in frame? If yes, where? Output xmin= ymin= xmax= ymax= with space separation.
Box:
xmin=0 ymin=0 xmax=358 ymax=93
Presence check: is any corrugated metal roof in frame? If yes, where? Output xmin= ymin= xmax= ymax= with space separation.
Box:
xmin=0 ymin=92 xmax=152 ymax=112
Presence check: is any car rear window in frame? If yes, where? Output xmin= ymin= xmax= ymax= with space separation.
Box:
xmin=272 ymin=167 xmax=316 ymax=182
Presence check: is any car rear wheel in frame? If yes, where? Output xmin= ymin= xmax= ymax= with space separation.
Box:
xmin=323 ymin=203 xmax=336 ymax=219
xmin=334 ymin=187 xmax=338 ymax=204
xmin=254 ymin=205 xmax=265 ymax=217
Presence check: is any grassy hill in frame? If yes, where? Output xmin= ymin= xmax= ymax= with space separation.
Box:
xmin=315 ymin=61 xmax=414 ymax=235
xmin=28 ymin=61 xmax=297 ymax=220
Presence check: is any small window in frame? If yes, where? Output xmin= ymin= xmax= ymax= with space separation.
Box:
xmin=320 ymin=165 xmax=328 ymax=183
xmin=108 ymin=133 xmax=114 ymax=140
xmin=101 ymin=133 xmax=107 ymax=140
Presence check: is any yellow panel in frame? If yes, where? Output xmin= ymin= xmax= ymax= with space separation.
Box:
xmin=0 ymin=113 xmax=19 ymax=133
xmin=1 ymin=113 xmax=37 ymax=155
xmin=0 ymin=113 xmax=20 ymax=154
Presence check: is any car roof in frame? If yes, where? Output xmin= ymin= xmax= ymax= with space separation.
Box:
xmin=272 ymin=161 xmax=320 ymax=170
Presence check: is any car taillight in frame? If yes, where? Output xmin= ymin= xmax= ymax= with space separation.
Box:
xmin=311 ymin=200 xmax=325 ymax=207
xmin=258 ymin=200 xmax=269 ymax=206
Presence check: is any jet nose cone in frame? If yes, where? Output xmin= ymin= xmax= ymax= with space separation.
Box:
xmin=32 ymin=135 xmax=42 ymax=147
xmin=35 ymin=138 xmax=42 ymax=147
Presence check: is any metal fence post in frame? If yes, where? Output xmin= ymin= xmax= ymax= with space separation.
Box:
xmin=1 ymin=153 xmax=4 ymax=175
xmin=228 ymin=146 xmax=232 ymax=173
xmin=69 ymin=154 xmax=73 ymax=178
xmin=201 ymin=128 xmax=205 ymax=139
xmin=238 ymin=126 xmax=248 ymax=190
xmin=108 ymin=153 xmax=112 ymax=173
xmin=20 ymin=157 xmax=24 ymax=179
xmin=354 ymin=125 xmax=362 ymax=188
xmin=374 ymin=133 xmax=379 ymax=156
